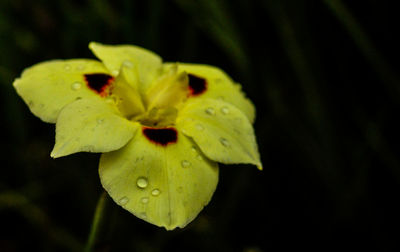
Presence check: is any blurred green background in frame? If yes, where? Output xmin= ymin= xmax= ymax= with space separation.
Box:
xmin=1 ymin=0 xmax=399 ymax=251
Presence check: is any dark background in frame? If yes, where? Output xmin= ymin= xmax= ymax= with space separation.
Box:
xmin=1 ymin=0 xmax=399 ymax=251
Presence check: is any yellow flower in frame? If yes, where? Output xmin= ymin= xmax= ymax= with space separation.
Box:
xmin=13 ymin=42 xmax=262 ymax=230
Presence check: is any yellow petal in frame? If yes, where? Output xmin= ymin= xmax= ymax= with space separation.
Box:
xmin=145 ymin=67 xmax=189 ymax=110
xmin=89 ymin=42 xmax=163 ymax=94
xmin=51 ymin=98 xmax=138 ymax=158
xmin=177 ymin=99 xmax=262 ymax=170
xmin=13 ymin=59 xmax=112 ymax=123
xmin=99 ymin=127 xmax=218 ymax=230
xmin=112 ymin=66 xmax=145 ymax=118
xmin=165 ymin=63 xmax=256 ymax=123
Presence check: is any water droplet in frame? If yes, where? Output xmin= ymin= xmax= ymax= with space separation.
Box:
xmin=139 ymin=212 xmax=147 ymax=219
xmin=105 ymin=96 xmax=116 ymax=104
xmin=191 ymin=146 xmax=197 ymax=153
xmin=141 ymin=197 xmax=149 ymax=204
xmin=119 ymin=197 xmax=129 ymax=205
xmin=136 ymin=177 xmax=148 ymax=189
xmin=195 ymin=124 xmax=204 ymax=131
xmin=112 ymin=70 xmax=119 ymax=76
xmin=215 ymin=78 xmax=223 ymax=83
xmin=220 ymin=137 xmax=230 ymax=147
xmin=205 ymin=107 xmax=215 ymax=115
xmin=151 ymin=189 xmax=160 ymax=196
xmin=64 ymin=64 xmax=71 ymax=71
xmin=123 ymin=60 xmax=133 ymax=68
xmin=217 ymin=96 xmax=225 ymax=101
xmin=71 ymin=82 xmax=82 ymax=90
xmin=177 ymin=186 xmax=183 ymax=193
xmin=76 ymin=65 xmax=85 ymax=71
xmin=196 ymin=155 xmax=203 ymax=161
xmin=221 ymin=106 xmax=230 ymax=115
xmin=97 ymin=118 xmax=104 ymax=124
xmin=181 ymin=160 xmax=191 ymax=168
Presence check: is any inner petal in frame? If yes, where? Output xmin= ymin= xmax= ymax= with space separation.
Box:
xmin=145 ymin=65 xmax=189 ymax=111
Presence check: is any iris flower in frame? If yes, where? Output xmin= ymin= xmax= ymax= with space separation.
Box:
xmin=13 ymin=42 xmax=262 ymax=230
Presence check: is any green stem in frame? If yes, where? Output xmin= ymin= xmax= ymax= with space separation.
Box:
xmin=84 ymin=191 xmax=108 ymax=252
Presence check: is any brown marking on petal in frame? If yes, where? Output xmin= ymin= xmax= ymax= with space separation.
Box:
xmin=142 ymin=127 xmax=178 ymax=146
xmin=84 ymin=73 xmax=114 ymax=97
xmin=188 ymin=74 xmax=207 ymax=96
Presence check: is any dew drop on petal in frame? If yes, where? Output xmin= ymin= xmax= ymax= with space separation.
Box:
xmin=191 ymin=146 xmax=197 ymax=153
xmin=112 ymin=70 xmax=119 ymax=76
xmin=151 ymin=189 xmax=160 ymax=196
xmin=119 ymin=197 xmax=129 ymax=205
xmin=97 ymin=118 xmax=104 ymax=124
xmin=64 ymin=64 xmax=71 ymax=71
xmin=123 ymin=60 xmax=133 ymax=68
xmin=177 ymin=186 xmax=183 ymax=193
xmin=205 ymin=107 xmax=215 ymax=115
xmin=220 ymin=137 xmax=230 ymax=147
xmin=136 ymin=177 xmax=148 ymax=189
xmin=141 ymin=197 xmax=149 ymax=204
xmin=181 ymin=160 xmax=191 ymax=168
xmin=196 ymin=155 xmax=203 ymax=161
xmin=76 ymin=65 xmax=85 ymax=71
xmin=195 ymin=124 xmax=204 ymax=131
xmin=221 ymin=106 xmax=230 ymax=115
xmin=71 ymin=82 xmax=82 ymax=90
xmin=139 ymin=212 xmax=147 ymax=219
xmin=105 ymin=96 xmax=116 ymax=104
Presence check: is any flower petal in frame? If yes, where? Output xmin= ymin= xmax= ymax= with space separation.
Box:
xmin=165 ymin=63 xmax=256 ymax=123
xmin=177 ymin=99 xmax=262 ymax=170
xmin=112 ymin=66 xmax=145 ymax=118
xmin=13 ymin=59 xmax=112 ymax=123
xmin=51 ymin=98 xmax=138 ymax=158
xmin=99 ymin=127 xmax=219 ymax=230
xmin=89 ymin=42 xmax=163 ymax=93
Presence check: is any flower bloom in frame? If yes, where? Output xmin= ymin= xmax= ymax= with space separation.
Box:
xmin=13 ymin=42 xmax=262 ymax=230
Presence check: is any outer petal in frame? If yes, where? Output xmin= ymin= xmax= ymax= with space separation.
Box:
xmin=13 ymin=59 xmax=110 ymax=123
xmin=165 ymin=63 xmax=256 ymax=123
xmin=176 ymin=99 xmax=262 ymax=170
xmin=89 ymin=42 xmax=163 ymax=93
xmin=51 ymin=98 xmax=138 ymax=158
xmin=99 ymin=128 xmax=218 ymax=230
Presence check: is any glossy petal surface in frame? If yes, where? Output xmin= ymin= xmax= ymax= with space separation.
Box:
xmin=89 ymin=42 xmax=163 ymax=93
xmin=99 ymin=128 xmax=218 ymax=230
xmin=13 ymin=59 xmax=110 ymax=123
xmin=51 ymin=98 xmax=138 ymax=158
xmin=165 ymin=63 xmax=256 ymax=123
xmin=177 ymin=99 xmax=262 ymax=170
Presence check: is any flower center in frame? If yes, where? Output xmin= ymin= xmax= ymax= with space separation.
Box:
xmin=109 ymin=65 xmax=188 ymax=127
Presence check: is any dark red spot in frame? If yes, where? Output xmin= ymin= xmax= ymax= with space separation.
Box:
xmin=188 ymin=74 xmax=207 ymax=96
xmin=84 ymin=73 xmax=114 ymax=97
xmin=142 ymin=127 xmax=178 ymax=146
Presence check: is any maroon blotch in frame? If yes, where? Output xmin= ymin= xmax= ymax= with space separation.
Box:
xmin=142 ymin=127 xmax=178 ymax=146
xmin=84 ymin=73 xmax=114 ymax=97
xmin=188 ymin=74 xmax=207 ymax=96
